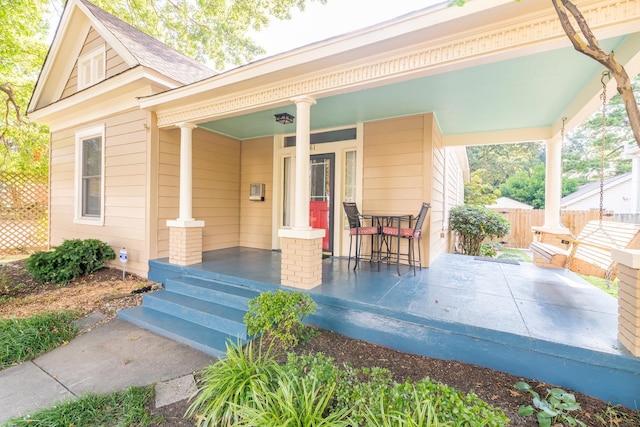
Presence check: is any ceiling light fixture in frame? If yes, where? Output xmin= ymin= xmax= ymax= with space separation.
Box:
xmin=274 ymin=112 xmax=295 ymax=124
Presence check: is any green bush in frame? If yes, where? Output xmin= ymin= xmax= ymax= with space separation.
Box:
xmin=450 ymin=205 xmax=510 ymax=256
xmin=189 ymin=343 xmax=508 ymax=426
xmin=244 ymin=290 xmax=317 ymax=349
xmin=25 ymin=239 xmax=115 ymax=284
xmin=186 ymin=339 xmax=281 ymax=426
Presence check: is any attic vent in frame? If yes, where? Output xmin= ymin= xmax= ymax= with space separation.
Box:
xmin=78 ymin=45 xmax=106 ymax=90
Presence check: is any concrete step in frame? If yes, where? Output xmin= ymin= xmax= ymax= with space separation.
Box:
xmin=118 ymin=306 xmax=242 ymax=358
xmin=143 ymin=291 xmax=248 ymax=339
xmin=165 ymin=276 xmax=260 ymax=310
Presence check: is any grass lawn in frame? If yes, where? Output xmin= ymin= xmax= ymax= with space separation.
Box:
xmin=4 ymin=386 xmax=157 ymax=426
xmin=0 ymin=311 xmax=80 ymax=369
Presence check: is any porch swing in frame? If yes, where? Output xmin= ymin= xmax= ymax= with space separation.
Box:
xmin=530 ymin=71 xmax=640 ymax=279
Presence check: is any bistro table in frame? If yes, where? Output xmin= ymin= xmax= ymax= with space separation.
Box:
xmin=368 ymin=213 xmax=413 ymax=275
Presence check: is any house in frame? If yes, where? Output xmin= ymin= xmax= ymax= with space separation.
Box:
xmin=560 ymin=173 xmax=633 ymax=212
xmin=486 ymin=197 xmax=534 ymax=210
xmin=28 ymin=0 xmax=640 ymax=289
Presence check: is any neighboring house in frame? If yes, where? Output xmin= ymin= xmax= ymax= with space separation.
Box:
xmin=28 ymin=0 xmax=640 ymax=287
xmin=487 ymin=197 xmax=534 ymax=210
xmin=561 ymin=173 xmax=633 ymax=213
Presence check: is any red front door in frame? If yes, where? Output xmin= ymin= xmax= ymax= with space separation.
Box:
xmin=309 ymin=154 xmax=335 ymax=253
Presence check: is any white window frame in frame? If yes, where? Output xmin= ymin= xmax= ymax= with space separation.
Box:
xmin=77 ymin=45 xmax=106 ymax=90
xmin=74 ymin=125 xmax=105 ymax=225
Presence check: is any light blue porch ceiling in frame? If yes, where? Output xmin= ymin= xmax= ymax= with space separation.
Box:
xmin=197 ymin=36 xmax=627 ymax=141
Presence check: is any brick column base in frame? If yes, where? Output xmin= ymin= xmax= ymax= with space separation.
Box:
xmin=280 ymin=236 xmax=323 ymax=289
xmin=169 ymin=225 xmax=203 ymax=266
xmin=612 ymin=249 xmax=640 ymax=356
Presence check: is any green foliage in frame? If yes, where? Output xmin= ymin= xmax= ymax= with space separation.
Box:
xmin=25 ymin=239 xmax=116 ymax=284
xmin=4 ymin=385 xmax=156 ymax=426
xmin=286 ymin=353 xmax=508 ymax=426
xmin=244 ymin=290 xmax=317 ymax=348
xmin=189 ymin=342 xmax=508 ymax=426
xmin=233 ymin=371 xmax=352 ymax=426
xmin=464 ymin=170 xmax=500 ymax=206
xmin=186 ymin=339 xmax=281 ymax=426
xmin=498 ymin=164 xmax=580 ymax=209
xmin=0 ymin=311 xmax=79 ymax=369
xmin=580 ymin=274 xmax=618 ymax=297
xmin=0 ymin=0 xmax=50 ymax=176
xmin=479 ymin=242 xmax=499 ymax=258
xmin=467 ymin=142 xmax=545 ymax=188
xmin=516 ymin=381 xmax=586 ymax=427
xmin=449 ymin=205 xmax=510 ymax=256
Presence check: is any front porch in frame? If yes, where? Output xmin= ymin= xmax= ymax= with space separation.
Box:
xmin=122 ymin=248 xmax=640 ymax=408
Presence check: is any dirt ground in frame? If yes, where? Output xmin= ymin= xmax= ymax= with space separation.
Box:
xmin=1 ymin=259 xmax=638 ymax=426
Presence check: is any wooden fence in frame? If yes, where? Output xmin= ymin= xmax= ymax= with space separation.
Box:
xmin=487 ymin=209 xmax=614 ymax=249
xmin=0 ymin=172 xmax=48 ymax=254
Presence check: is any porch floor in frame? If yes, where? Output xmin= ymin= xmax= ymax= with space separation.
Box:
xmin=146 ymin=247 xmax=640 ymax=408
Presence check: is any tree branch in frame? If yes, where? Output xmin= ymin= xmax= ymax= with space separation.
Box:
xmin=0 ymin=83 xmax=23 ymax=146
xmin=551 ymin=0 xmax=640 ymax=148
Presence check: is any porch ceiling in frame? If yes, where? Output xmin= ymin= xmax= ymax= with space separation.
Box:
xmin=196 ymin=35 xmax=631 ymax=144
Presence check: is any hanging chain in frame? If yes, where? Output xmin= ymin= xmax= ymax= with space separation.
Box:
xmin=599 ymin=71 xmax=610 ymax=224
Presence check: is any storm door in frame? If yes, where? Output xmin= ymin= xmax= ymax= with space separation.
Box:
xmin=309 ymin=153 xmax=335 ymax=253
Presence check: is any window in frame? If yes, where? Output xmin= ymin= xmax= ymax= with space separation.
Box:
xmin=78 ymin=45 xmax=106 ymax=90
xmin=75 ymin=126 xmax=105 ymax=224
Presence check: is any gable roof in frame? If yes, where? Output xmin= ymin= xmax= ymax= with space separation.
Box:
xmin=78 ymin=0 xmax=215 ymax=85
xmin=487 ymin=197 xmax=533 ymax=210
xmin=561 ymin=173 xmax=632 ymax=206
xmin=28 ymin=0 xmax=215 ymax=114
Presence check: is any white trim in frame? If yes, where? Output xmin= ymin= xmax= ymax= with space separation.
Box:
xmin=74 ymin=124 xmax=105 ymax=226
xmin=78 ymin=44 xmax=106 ymax=90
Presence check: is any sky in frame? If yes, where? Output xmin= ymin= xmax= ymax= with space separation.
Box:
xmin=249 ymin=0 xmax=442 ymax=58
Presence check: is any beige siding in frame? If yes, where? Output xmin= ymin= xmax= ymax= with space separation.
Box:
xmin=61 ymin=28 xmax=129 ymax=99
xmin=49 ymin=109 xmax=151 ymax=276
xmin=240 ymin=137 xmax=273 ymax=249
xmin=155 ymin=128 xmax=242 ymax=257
xmin=362 ymin=113 xmax=457 ymax=267
xmin=427 ymin=114 xmax=447 ymax=264
xmin=362 ymin=116 xmax=425 ymax=215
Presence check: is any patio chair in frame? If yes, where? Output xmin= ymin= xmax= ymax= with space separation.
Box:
xmin=343 ymin=202 xmax=379 ymax=270
xmin=381 ymin=202 xmax=430 ymax=275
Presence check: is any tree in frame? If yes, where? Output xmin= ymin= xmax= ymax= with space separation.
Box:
xmin=467 ymin=142 xmax=544 ymax=188
xmin=451 ymin=0 xmax=640 ymax=149
xmin=499 ymin=164 xmax=580 ymax=208
xmin=563 ymin=74 xmax=638 ymax=180
xmin=464 ymin=170 xmax=500 ymax=206
xmin=75 ymin=0 xmax=327 ymax=70
xmin=551 ymin=0 xmax=640 ymax=149
xmin=0 ymin=0 xmax=51 ymax=176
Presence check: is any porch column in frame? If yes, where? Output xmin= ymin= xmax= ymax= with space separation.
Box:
xmin=531 ymin=138 xmax=571 ymax=261
xmin=632 ymin=156 xmax=640 ymax=213
xmin=543 ymin=138 xmax=564 ymax=230
xmin=611 ymin=249 xmax=640 ymax=356
xmin=167 ymin=122 xmax=204 ymax=266
xmin=278 ymin=96 xmax=325 ymax=289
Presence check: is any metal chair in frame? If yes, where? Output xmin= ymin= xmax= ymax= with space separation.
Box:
xmin=343 ymin=202 xmax=379 ymax=270
xmin=381 ymin=202 xmax=430 ymax=275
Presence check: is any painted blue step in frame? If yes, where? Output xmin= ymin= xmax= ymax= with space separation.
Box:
xmin=143 ymin=291 xmax=248 ymax=339
xmin=119 ymin=306 xmax=242 ymax=358
xmin=165 ymin=276 xmax=260 ymax=310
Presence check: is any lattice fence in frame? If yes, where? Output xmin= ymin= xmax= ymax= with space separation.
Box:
xmin=0 ymin=172 xmax=48 ymax=254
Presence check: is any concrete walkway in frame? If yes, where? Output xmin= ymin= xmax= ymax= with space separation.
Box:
xmin=0 ymin=315 xmax=215 ymax=424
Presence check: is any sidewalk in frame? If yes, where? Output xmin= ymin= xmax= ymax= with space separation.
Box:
xmin=0 ymin=314 xmax=215 ymax=424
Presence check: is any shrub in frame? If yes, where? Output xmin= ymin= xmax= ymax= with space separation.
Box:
xmin=25 ymin=239 xmax=115 ymax=284
xmin=244 ymin=290 xmax=317 ymax=349
xmin=186 ymin=339 xmax=281 ymax=426
xmin=450 ymin=205 xmax=510 ymax=256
